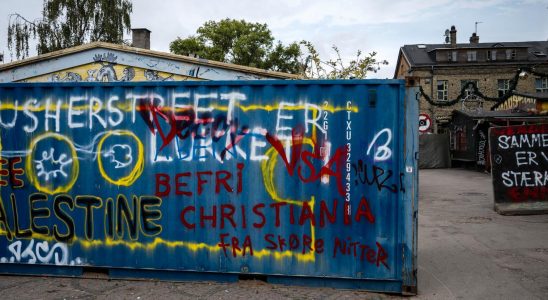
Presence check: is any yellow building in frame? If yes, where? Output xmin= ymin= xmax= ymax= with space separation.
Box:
xmin=0 ymin=29 xmax=299 ymax=83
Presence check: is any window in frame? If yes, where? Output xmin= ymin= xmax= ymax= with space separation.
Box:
xmin=497 ymin=79 xmax=510 ymax=97
xmin=467 ymin=51 xmax=477 ymax=62
xmin=457 ymin=128 xmax=468 ymax=152
xmin=448 ymin=51 xmax=457 ymax=62
xmin=506 ymin=49 xmax=516 ymax=60
xmin=461 ymin=80 xmax=478 ymax=97
xmin=452 ymin=126 xmax=468 ymax=152
xmin=437 ymin=80 xmax=448 ymax=101
xmin=487 ymin=50 xmax=497 ymax=61
xmin=536 ymin=77 xmax=548 ymax=93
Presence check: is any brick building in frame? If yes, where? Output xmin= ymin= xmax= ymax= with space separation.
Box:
xmin=394 ymin=26 xmax=548 ymax=133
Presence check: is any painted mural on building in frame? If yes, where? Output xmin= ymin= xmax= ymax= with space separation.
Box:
xmin=0 ymin=81 xmax=415 ymax=281
xmin=21 ymin=52 xmax=202 ymax=83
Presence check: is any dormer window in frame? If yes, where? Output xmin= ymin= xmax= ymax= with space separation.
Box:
xmin=467 ymin=51 xmax=477 ymax=62
xmin=448 ymin=51 xmax=457 ymax=62
xmin=506 ymin=49 xmax=516 ymax=60
xmin=487 ymin=50 xmax=497 ymax=61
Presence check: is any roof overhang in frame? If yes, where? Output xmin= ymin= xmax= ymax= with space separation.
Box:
xmin=0 ymin=42 xmax=301 ymax=81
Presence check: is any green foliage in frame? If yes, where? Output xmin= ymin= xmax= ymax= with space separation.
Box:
xmin=264 ymin=42 xmax=302 ymax=74
xmin=300 ymin=41 xmax=389 ymax=79
xmin=170 ymin=18 xmax=299 ymax=73
xmin=7 ymin=0 xmax=132 ymax=59
xmin=170 ymin=18 xmax=388 ymax=78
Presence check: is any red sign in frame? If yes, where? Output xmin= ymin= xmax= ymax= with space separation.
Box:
xmin=418 ymin=114 xmax=431 ymax=133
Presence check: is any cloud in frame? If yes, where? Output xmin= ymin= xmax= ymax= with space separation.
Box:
xmin=1 ymin=0 xmax=546 ymax=79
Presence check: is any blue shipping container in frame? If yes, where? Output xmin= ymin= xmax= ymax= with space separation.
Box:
xmin=0 ymin=80 xmax=418 ymax=294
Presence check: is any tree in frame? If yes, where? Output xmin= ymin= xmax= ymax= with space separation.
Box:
xmin=299 ymin=41 xmax=388 ymax=79
xmin=170 ymin=18 xmax=302 ymax=74
xmin=7 ymin=0 xmax=133 ymax=60
xmin=170 ymin=18 xmax=388 ymax=78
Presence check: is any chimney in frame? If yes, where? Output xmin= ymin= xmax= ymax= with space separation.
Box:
xmin=450 ymin=25 xmax=457 ymax=48
xmin=469 ymin=32 xmax=479 ymax=44
xmin=132 ymin=28 xmax=151 ymax=50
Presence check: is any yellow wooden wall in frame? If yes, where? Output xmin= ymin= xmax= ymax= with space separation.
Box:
xmin=21 ymin=62 xmax=203 ymax=82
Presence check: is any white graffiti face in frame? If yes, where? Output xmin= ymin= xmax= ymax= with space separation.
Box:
xmin=34 ymin=148 xmax=73 ymax=180
xmin=86 ymin=69 xmax=97 ymax=82
xmin=103 ymin=144 xmax=133 ymax=168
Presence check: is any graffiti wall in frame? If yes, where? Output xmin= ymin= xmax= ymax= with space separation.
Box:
xmin=489 ymin=124 xmax=548 ymax=214
xmin=0 ymin=81 xmax=417 ymax=291
xmin=0 ymin=48 xmax=288 ymax=83
xmin=21 ymin=53 xmax=201 ymax=83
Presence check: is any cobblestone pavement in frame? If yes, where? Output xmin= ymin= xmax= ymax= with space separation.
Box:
xmin=1 ymin=169 xmax=548 ymax=299
xmin=0 ymin=275 xmax=397 ymax=299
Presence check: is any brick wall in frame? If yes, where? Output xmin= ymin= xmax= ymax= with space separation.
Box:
xmin=408 ymin=65 xmax=548 ymax=133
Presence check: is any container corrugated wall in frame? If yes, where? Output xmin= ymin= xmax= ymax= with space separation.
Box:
xmin=0 ymin=80 xmax=418 ymax=294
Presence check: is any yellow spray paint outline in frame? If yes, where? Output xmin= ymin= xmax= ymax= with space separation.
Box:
xmin=25 ymin=132 xmax=79 ymax=194
xmin=259 ymin=137 xmax=318 ymax=262
xmin=97 ymin=130 xmax=144 ymax=186
xmin=0 ymin=102 xmax=358 ymax=114
xmin=261 ymin=138 xmax=316 ymax=205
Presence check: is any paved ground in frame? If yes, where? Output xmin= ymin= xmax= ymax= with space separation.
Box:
xmin=417 ymin=169 xmax=548 ymax=299
xmin=1 ymin=169 xmax=547 ymax=299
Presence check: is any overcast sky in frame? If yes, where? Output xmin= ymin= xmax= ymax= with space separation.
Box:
xmin=1 ymin=0 xmax=547 ymax=78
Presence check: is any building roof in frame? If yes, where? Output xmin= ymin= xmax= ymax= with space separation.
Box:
xmin=452 ymin=109 xmax=547 ymax=120
xmin=512 ymin=91 xmax=548 ymax=101
xmin=400 ymin=41 xmax=548 ymax=67
xmin=0 ymin=42 xmax=301 ymax=82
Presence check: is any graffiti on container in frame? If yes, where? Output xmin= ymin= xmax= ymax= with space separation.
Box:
xmin=103 ymin=144 xmax=133 ymax=169
xmin=0 ymin=157 xmax=25 ymax=188
xmin=0 ymin=85 xmax=407 ymax=274
xmin=0 ymin=239 xmax=82 ymax=266
xmin=352 ymin=160 xmax=405 ymax=194
xmin=34 ymin=148 xmax=73 ymax=180
xmin=366 ymin=128 xmax=392 ymax=162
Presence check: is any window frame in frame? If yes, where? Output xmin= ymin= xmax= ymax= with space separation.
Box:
xmin=467 ymin=51 xmax=477 ymax=62
xmin=497 ymin=79 xmax=510 ymax=97
xmin=450 ymin=51 xmax=457 ymax=62
xmin=437 ymin=80 xmax=448 ymax=101
xmin=487 ymin=50 xmax=497 ymax=61
xmin=505 ymin=49 xmax=516 ymax=60
xmin=456 ymin=128 xmax=468 ymax=152
xmin=536 ymin=77 xmax=548 ymax=93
